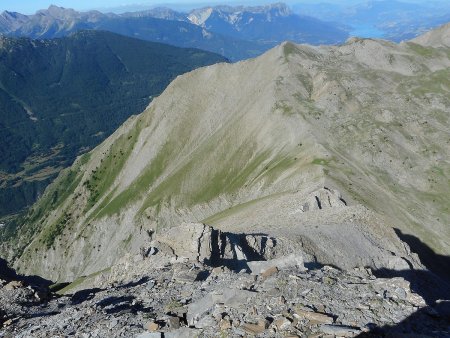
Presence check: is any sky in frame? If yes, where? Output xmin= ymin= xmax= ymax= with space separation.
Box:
xmin=0 ymin=0 xmax=435 ymax=14
xmin=2 ymin=0 xmax=267 ymax=14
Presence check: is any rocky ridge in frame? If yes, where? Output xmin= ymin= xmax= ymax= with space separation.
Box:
xmin=412 ymin=22 xmax=450 ymax=48
xmin=186 ymin=2 xmax=347 ymax=45
xmin=5 ymin=25 xmax=450 ymax=282
xmin=188 ymin=3 xmax=292 ymax=26
xmin=1 ymin=223 xmax=449 ymax=337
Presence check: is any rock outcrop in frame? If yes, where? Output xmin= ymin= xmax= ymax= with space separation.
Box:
xmin=153 ymin=223 xmax=277 ymax=269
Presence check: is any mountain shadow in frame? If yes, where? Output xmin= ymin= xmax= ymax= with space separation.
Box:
xmin=0 ymin=257 xmax=53 ymax=288
xmin=356 ymin=232 xmax=450 ymax=337
xmin=393 ymin=228 xmax=450 ymax=285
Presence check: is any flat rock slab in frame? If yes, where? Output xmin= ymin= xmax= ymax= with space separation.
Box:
xmin=241 ymin=319 xmax=268 ymax=335
xmin=165 ymin=327 xmax=201 ymax=338
xmin=247 ymin=253 xmax=305 ymax=275
xmin=135 ymin=332 xmax=162 ymax=338
xmin=187 ymin=288 xmax=257 ymax=325
xmin=319 ymin=324 xmax=361 ymax=336
xmin=294 ymin=308 xmax=334 ymax=324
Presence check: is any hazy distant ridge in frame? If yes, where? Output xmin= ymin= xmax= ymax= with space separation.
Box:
xmin=0 ymin=3 xmax=349 ymax=61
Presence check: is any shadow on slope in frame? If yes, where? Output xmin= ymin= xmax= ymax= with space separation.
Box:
xmin=0 ymin=257 xmax=53 ymax=288
xmin=356 ymin=232 xmax=450 ymax=337
xmin=203 ymin=230 xmax=270 ymax=273
xmin=394 ymin=228 xmax=450 ymax=285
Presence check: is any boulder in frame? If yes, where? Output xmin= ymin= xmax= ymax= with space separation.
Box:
xmin=165 ymin=327 xmax=202 ymax=338
xmin=154 ymin=222 xmax=279 ymax=271
xmin=319 ymin=324 xmax=361 ymax=336
xmin=247 ymin=253 xmax=305 ymax=275
xmin=294 ymin=308 xmax=334 ymax=324
xmin=187 ymin=288 xmax=257 ymax=325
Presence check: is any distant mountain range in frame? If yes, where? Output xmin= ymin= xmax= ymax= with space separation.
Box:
xmin=1 ymin=1 xmax=449 ymax=58
xmin=0 ymin=3 xmax=349 ymax=61
xmin=187 ymin=3 xmax=348 ymax=45
xmin=0 ymin=30 xmax=226 ymax=218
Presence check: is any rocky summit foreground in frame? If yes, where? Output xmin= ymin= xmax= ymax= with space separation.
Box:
xmin=1 ymin=223 xmax=450 ymax=337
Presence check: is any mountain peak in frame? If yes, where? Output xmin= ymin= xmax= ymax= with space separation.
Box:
xmin=1 ymin=10 xmax=20 ymax=18
xmin=121 ymin=7 xmax=186 ymax=21
xmin=188 ymin=2 xmax=292 ymax=26
xmin=411 ymin=22 xmax=450 ymax=48
xmin=36 ymin=5 xmax=76 ymax=18
xmin=48 ymin=4 xmax=64 ymax=10
xmin=265 ymin=2 xmax=291 ymax=13
xmin=0 ymin=10 xmax=28 ymax=31
xmin=46 ymin=4 xmax=70 ymax=13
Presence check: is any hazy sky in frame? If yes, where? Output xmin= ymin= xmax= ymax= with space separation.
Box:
xmin=3 ymin=0 xmax=269 ymax=14
xmin=0 ymin=0 xmax=432 ymax=14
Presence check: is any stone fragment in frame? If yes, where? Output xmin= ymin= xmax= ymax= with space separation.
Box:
xmin=306 ymin=334 xmax=322 ymax=338
xmin=211 ymin=266 xmax=230 ymax=275
xmin=187 ymin=288 xmax=257 ymax=325
xmin=322 ymin=276 xmax=336 ymax=285
xmin=164 ymin=300 xmax=185 ymax=315
xmin=261 ymin=266 xmax=279 ymax=278
xmin=34 ymin=289 xmax=50 ymax=302
xmin=211 ymin=267 xmax=223 ymax=275
xmin=314 ymin=304 xmax=325 ymax=313
xmin=4 ymin=280 xmax=23 ymax=290
xmin=145 ymin=321 xmax=159 ymax=331
xmin=219 ymin=318 xmax=232 ymax=330
xmin=2 ymin=319 xmax=13 ymax=327
xmin=172 ymin=266 xmax=200 ymax=283
xmin=136 ymin=332 xmax=162 ymax=338
xmin=259 ymin=319 xmax=270 ymax=328
xmin=247 ymin=254 xmax=305 ymax=275
xmin=187 ymin=294 xmax=214 ymax=325
xmin=241 ymin=320 xmax=267 ymax=335
xmin=195 ymin=315 xmax=216 ymax=329
xmin=165 ymin=327 xmax=201 ymax=338
xmin=294 ymin=309 xmax=333 ymax=324
xmin=108 ymin=319 xmax=118 ymax=329
xmin=146 ymin=280 xmax=156 ymax=290
xmin=274 ymin=316 xmax=291 ymax=331
xmin=222 ymin=288 xmax=257 ymax=308
xmin=167 ymin=316 xmax=180 ymax=329
xmin=319 ymin=324 xmax=361 ymax=337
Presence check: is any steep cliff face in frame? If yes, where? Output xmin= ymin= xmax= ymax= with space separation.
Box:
xmin=6 ymin=25 xmax=450 ymax=281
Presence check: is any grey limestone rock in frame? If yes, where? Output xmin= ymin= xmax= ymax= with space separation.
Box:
xmin=247 ymin=253 xmax=305 ymax=275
